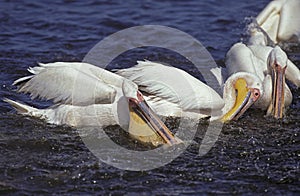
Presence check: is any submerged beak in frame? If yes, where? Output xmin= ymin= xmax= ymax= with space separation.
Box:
xmin=222 ymin=78 xmax=260 ymax=122
xmin=128 ymin=93 xmax=180 ymax=146
xmin=271 ymin=64 xmax=286 ymax=119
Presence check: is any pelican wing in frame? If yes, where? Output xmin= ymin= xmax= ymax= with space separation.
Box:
xmin=225 ymin=43 xmax=280 ymax=82
xmin=31 ymin=62 xmax=125 ymax=87
xmin=257 ymin=0 xmax=300 ymax=43
xmin=116 ymin=60 xmax=224 ymax=112
xmin=226 ymin=43 xmax=262 ymax=78
xmin=256 ymin=0 xmax=283 ymax=42
xmin=278 ymin=0 xmax=300 ymax=41
xmin=14 ymin=62 xmax=118 ymax=106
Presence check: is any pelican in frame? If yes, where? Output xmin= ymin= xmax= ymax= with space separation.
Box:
xmin=225 ymin=38 xmax=300 ymax=118
xmin=4 ymin=62 xmax=181 ymax=146
xmin=256 ymin=0 xmax=300 ymax=43
xmin=116 ymin=60 xmax=262 ymax=122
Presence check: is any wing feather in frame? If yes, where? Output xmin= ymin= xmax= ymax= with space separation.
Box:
xmin=14 ymin=62 xmax=118 ymax=106
xmin=116 ymin=60 xmax=224 ymax=111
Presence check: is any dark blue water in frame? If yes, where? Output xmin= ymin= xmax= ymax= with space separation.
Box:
xmin=0 ymin=0 xmax=299 ymax=194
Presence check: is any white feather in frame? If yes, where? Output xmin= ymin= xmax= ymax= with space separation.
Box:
xmin=225 ymin=41 xmax=297 ymax=111
xmin=256 ymin=0 xmax=300 ymax=43
xmin=116 ymin=60 xmax=225 ymax=116
xmin=14 ymin=62 xmax=123 ymax=106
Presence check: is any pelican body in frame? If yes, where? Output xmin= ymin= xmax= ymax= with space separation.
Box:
xmin=116 ymin=60 xmax=262 ymax=122
xmin=5 ymin=62 xmax=180 ymax=146
xmin=226 ymin=41 xmax=300 ymax=118
xmin=256 ymin=0 xmax=300 ymax=43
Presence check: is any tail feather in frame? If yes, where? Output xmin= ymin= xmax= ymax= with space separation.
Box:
xmin=3 ymin=98 xmax=38 ymax=115
xmin=12 ymin=75 xmax=34 ymax=86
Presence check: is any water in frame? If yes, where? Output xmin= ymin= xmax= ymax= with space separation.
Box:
xmin=0 ymin=0 xmax=299 ymax=194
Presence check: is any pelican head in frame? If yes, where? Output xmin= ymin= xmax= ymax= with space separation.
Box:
xmin=248 ymin=27 xmax=267 ymax=46
xmin=122 ymin=79 xmax=180 ymax=146
xmin=222 ymin=72 xmax=262 ymax=122
xmin=247 ymin=21 xmax=274 ymax=46
xmin=267 ymin=46 xmax=287 ymax=119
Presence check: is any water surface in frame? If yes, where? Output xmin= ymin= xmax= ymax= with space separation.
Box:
xmin=0 ymin=0 xmax=299 ymax=194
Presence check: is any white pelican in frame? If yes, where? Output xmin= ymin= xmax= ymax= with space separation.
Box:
xmin=116 ymin=60 xmax=262 ymax=122
xmin=256 ymin=0 xmax=300 ymax=43
xmin=4 ymin=62 xmax=181 ymax=146
xmin=225 ymin=39 xmax=300 ymax=118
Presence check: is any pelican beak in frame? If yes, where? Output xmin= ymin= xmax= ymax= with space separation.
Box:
xmin=222 ymin=78 xmax=260 ymax=122
xmin=128 ymin=92 xmax=180 ymax=146
xmin=271 ymin=64 xmax=286 ymax=118
xmin=231 ymin=88 xmax=260 ymax=120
